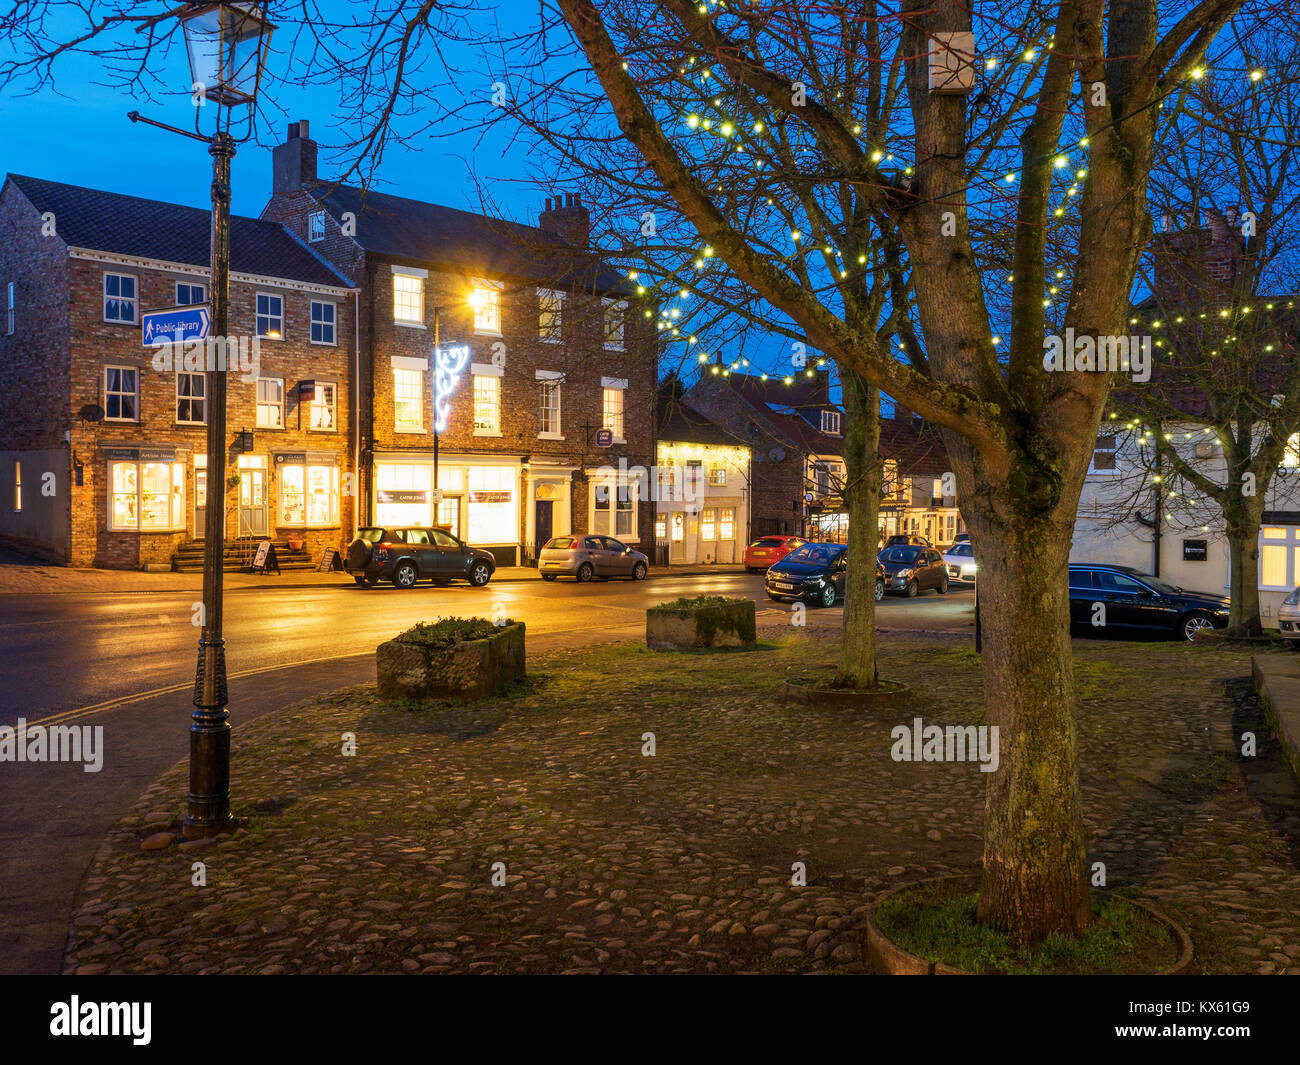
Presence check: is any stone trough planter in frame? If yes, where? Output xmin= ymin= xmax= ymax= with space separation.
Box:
xmin=781 ymin=677 xmax=911 ymax=709
xmin=646 ymin=596 xmax=757 ymax=650
xmin=865 ymin=874 xmax=1193 ymax=975
xmin=377 ymin=619 xmax=525 ymax=702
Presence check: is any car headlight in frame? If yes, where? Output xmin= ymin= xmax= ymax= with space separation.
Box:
xmin=1284 ymin=590 xmax=1300 ymax=606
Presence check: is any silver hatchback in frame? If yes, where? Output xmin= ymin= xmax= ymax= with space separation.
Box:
xmin=1278 ymin=587 xmax=1300 ymax=643
xmin=538 ymin=535 xmax=649 ymax=582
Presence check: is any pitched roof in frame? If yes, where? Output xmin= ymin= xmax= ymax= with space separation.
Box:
xmin=5 ymin=174 xmax=352 ymax=289
xmin=724 ymin=368 xmax=834 ymax=416
xmin=766 ymin=411 xmax=844 ymax=456
xmin=307 ymin=183 xmax=630 ymax=293
xmin=656 ymin=391 xmax=751 ymax=448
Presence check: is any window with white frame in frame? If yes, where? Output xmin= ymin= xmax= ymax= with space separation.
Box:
xmin=1089 ymin=433 xmax=1120 ymax=474
xmin=394 ymin=368 xmax=423 ymax=430
xmin=393 ymin=273 xmax=424 ymax=325
xmin=602 ymin=383 xmax=625 ymax=440
xmin=1260 ymin=526 xmax=1300 ymax=590
xmin=1284 ymin=433 xmax=1300 ymax=468
xmin=6 ymin=281 xmax=13 ymax=335
xmin=592 ymin=476 xmax=636 ymax=537
xmin=719 ymin=507 xmax=735 ymax=540
xmin=821 ymin=410 xmax=842 ymax=435
xmin=539 ymin=289 xmax=563 ymax=341
xmin=310 ymin=382 xmax=337 ymax=430
xmin=176 ymin=372 xmax=206 ymax=424
xmin=538 ymin=377 xmax=562 ymax=436
xmin=280 ymin=464 xmax=339 ymax=526
xmin=603 ymin=299 xmax=625 ymax=349
xmin=471 ymin=280 xmax=502 ymax=334
xmin=708 ymin=466 xmax=726 ymax=486
xmin=104 ymin=366 xmax=138 ymax=421
xmin=108 ymin=460 xmax=185 ymax=531
xmin=103 ymin=273 xmax=136 ymax=323
xmin=701 ymin=508 xmax=716 ymax=540
xmin=474 ymin=374 xmax=501 ymax=432
xmin=310 ymin=300 xmax=336 ymax=345
xmin=256 ymin=293 xmax=283 ymax=338
xmin=654 ymin=514 xmax=667 ymax=539
xmin=176 ymin=282 xmax=206 ymax=306
xmin=256 ymin=378 xmax=284 ymax=428
xmin=308 ymin=210 xmax=327 ymax=242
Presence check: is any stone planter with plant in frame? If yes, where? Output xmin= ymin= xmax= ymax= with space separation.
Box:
xmin=646 ymin=595 xmax=756 ymax=650
xmin=377 ymin=617 xmax=525 ymax=701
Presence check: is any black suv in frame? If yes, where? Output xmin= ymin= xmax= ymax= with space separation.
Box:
xmin=1068 ymin=564 xmax=1229 ymax=641
xmin=347 ymin=527 xmax=496 ymax=589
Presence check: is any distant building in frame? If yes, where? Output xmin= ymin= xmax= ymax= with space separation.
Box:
xmin=0 ymin=173 xmax=356 ymax=568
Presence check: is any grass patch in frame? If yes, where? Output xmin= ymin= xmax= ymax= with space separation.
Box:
xmin=876 ymin=879 xmax=1175 ymax=974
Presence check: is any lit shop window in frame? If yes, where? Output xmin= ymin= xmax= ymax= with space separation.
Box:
xmin=468 ymin=466 xmax=516 ymax=543
xmin=593 ymin=477 xmax=635 ymax=537
xmin=280 ymin=465 xmax=340 ymax=527
xmin=109 ymin=461 xmax=185 ymax=531
xmin=1260 ymin=526 xmax=1300 ymax=591
xmin=719 ymin=508 xmax=735 ymax=540
xmin=701 ymin=509 xmax=716 ymax=540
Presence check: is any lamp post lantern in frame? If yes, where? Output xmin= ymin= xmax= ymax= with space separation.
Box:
xmin=166 ymin=1 xmax=275 ymax=838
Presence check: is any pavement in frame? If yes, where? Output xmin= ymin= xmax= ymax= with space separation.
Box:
xmin=1252 ymin=654 xmax=1300 ymax=783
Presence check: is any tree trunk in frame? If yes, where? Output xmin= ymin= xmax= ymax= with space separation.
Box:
xmin=1225 ymin=496 xmax=1264 ymax=637
xmin=966 ymin=501 xmax=1092 ymax=945
xmin=837 ymin=374 xmax=880 ymax=688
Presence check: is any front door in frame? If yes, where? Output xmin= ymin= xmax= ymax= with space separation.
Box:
xmin=535 ymin=499 xmax=553 ymax=554
xmin=670 ymin=512 xmax=687 ymax=563
xmin=238 ymin=460 xmax=268 ymax=538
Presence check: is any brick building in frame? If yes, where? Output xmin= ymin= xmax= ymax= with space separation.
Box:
xmin=261 ymin=121 xmax=657 ymax=565
xmin=0 ymin=174 xmax=357 ymax=568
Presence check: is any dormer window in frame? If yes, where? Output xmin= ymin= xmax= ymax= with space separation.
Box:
xmin=821 ymin=410 xmax=841 ymax=435
xmin=308 ymin=210 xmax=326 ymax=242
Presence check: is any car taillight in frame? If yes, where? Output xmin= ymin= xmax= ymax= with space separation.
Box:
xmin=374 ymin=541 xmax=393 ymax=560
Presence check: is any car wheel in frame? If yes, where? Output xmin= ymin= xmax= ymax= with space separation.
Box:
xmin=874 ymin=579 xmax=884 ymax=602
xmin=576 ymin=562 xmax=594 ymax=583
xmin=393 ymin=561 xmax=418 ymax=589
xmin=937 ymin=575 xmax=949 ymax=594
xmin=632 ymin=561 xmax=647 ymax=581
xmin=469 ymin=562 xmax=492 ymax=587
xmin=819 ymin=582 xmax=836 ymax=608
xmin=1181 ymin=612 xmax=1214 ymax=642
xmin=541 ymin=573 xmax=558 ymax=582
xmin=906 ymin=579 xmax=919 ymax=598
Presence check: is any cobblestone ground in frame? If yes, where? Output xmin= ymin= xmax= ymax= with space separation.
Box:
xmin=64 ymin=629 xmax=1300 ymax=974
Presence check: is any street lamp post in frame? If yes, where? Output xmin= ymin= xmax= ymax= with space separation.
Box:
xmin=129 ymin=2 xmax=274 ymax=839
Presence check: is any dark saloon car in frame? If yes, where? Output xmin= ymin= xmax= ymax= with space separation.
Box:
xmin=537 ymin=535 xmax=648 ymax=582
xmin=877 ymin=544 xmax=949 ymax=596
xmin=765 ymin=542 xmax=848 ymax=607
xmin=1068 ymin=564 xmax=1229 ymax=642
xmin=346 ymin=527 xmax=496 ymax=589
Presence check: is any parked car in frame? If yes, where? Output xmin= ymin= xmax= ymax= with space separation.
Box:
xmin=942 ymin=541 xmax=978 ymax=584
xmin=744 ymin=534 xmax=806 ymax=573
xmin=875 ymin=561 xmax=887 ymax=602
xmin=538 ymin=535 xmax=648 ymax=582
xmin=1278 ymin=588 xmax=1300 ymax=644
xmin=1067 ymin=564 xmax=1229 ymax=642
xmin=951 ymin=532 xmax=970 ymax=545
xmin=765 ymin=542 xmax=848 ymax=607
xmin=884 ymin=533 xmax=932 ymax=548
xmin=347 ymin=527 xmax=496 ymax=589
xmin=877 ymin=544 xmax=949 ymax=596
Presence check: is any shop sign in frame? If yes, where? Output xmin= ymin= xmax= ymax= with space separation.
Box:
xmin=469 ymin=490 xmax=512 ymax=503
xmin=377 ymin=490 xmax=430 ymax=504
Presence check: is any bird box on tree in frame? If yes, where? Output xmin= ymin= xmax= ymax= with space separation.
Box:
xmin=929 ymin=32 xmax=977 ymax=95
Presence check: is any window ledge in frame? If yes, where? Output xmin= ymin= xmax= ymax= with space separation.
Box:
xmin=540 ymin=336 xmax=562 ymax=344
xmin=538 ymin=433 xmax=565 ymax=441
xmin=474 ymin=429 xmax=504 ymax=437
xmin=394 ymin=320 xmax=427 ymax=329
xmin=394 ymin=427 xmax=427 ymax=434
xmin=473 ymin=328 xmax=503 ymax=338
xmin=309 ymin=339 xmax=338 ymax=347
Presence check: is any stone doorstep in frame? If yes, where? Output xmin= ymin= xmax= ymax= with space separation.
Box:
xmin=1252 ymin=655 xmax=1300 ymax=784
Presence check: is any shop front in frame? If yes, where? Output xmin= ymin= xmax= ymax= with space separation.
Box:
xmin=523 ymin=463 xmax=576 ymax=563
xmin=373 ymin=452 xmax=523 ymax=565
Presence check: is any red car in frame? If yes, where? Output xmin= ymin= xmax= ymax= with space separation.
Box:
xmin=744 ymin=535 xmax=806 ymax=573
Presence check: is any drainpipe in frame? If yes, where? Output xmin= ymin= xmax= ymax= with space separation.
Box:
xmin=353 ymin=284 xmax=361 ymax=536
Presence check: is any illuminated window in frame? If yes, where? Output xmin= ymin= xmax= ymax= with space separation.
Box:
xmin=393 ymin=273 xmax=424 ymax=324
xmin=468 ymin=465 xmax=516 ymax=543
xmin=104 ymin=366 xmax=138 ymax=422
xmin=311 ymin=301 xmax=336 ymax=345
xmin=394 ymin=369 xmax=423 ymax=431
xmin=602 ymin=385 xmax=625 ymax=440
xmin=1260 ymin=526 xmax=1300 ymax=590
xmin=539 ymin=289 xmax=563 ymax=341
xmin=176 ymin=372 xmax=206 ymax=424
xmin=603 ymin=299 xmax=626 ymax=349
xmin=654 ymin=514 xmax=667 ymax=539
xmin=593 ymin=476 xmax=635 ymax=537
xmin=310 ymin=382 xmax=336 ymax=430
xmin=709 ymin=466 xmax=726 ymax=486
xmin=821 ymin=410 xmax=841 ymax=434
xmin=108 ymin=461 xmax=184 ymax=531
xmin=103 ymin=273 xmax=136 ymax=323
xmin=255 ymin=293 xmax=283 ymax=338
xmin=280 ymin=464 xmax=339 ymax=526
xmin=1284 ymin=434 xmax=1300 ymax=468
xmin=538 ymin=378 xmax=561 ymax=436
xmin=471 ymin=280 xmax=502 ymax=334
xmin=701 ymin=509 xmax=716 ymax=540
xmin=256 ymin=378 xmax=284 ymax=428
xmin=720 ymin=508 xmax=735 ymax=539
xmin=474 ymin=374 xmax=501 ymax=433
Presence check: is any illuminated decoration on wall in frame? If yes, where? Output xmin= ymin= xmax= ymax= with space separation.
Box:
xmin=433 ymin=344 xmax=470 ymax=432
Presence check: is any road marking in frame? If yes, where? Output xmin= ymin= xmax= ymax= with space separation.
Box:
xmin=14 ymin=651 xmax=374 ymax=734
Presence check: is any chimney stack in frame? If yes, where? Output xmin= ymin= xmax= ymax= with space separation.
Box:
xmin=273 ymin=118 xmax=318 ymax=195
xmin=539 ymin=192 xmax=590 ymax=247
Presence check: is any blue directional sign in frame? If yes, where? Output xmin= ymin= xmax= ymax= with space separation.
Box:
xmin=142 ymin=305 xmax=210 ymax=346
